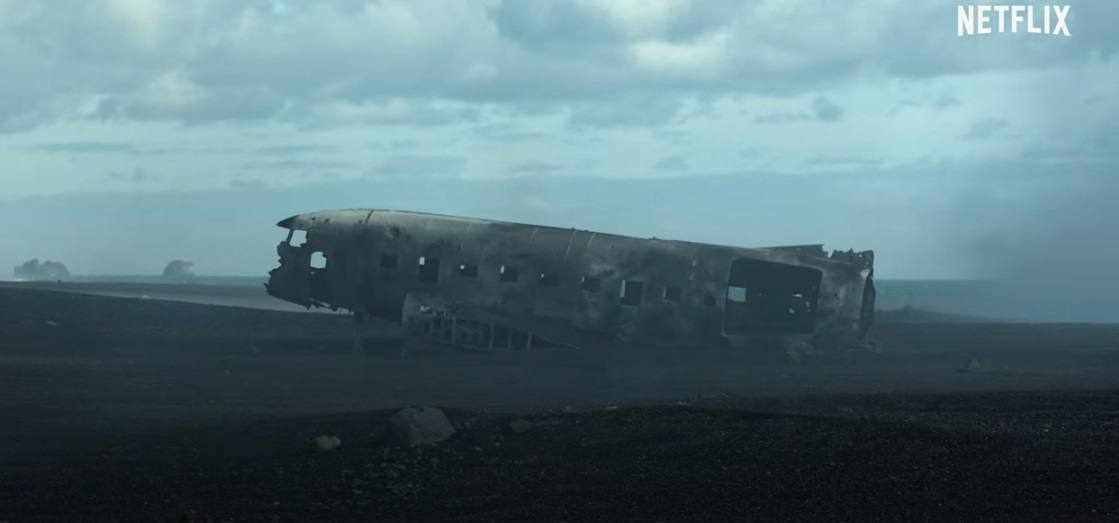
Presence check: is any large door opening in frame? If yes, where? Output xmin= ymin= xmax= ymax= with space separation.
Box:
xmin=723 ymin=258 xmax=822 ymax=335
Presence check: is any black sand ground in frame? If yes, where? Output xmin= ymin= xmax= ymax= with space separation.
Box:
xmin=2 ymin=286 xmax=1118 ymax=521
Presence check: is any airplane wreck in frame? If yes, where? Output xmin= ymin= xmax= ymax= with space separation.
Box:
xmin=266 ymin=209 xmax=875 ymax=354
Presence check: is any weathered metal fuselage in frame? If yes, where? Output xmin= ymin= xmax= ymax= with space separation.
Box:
xmin=266 ymin=209 xmax=875 ymax=351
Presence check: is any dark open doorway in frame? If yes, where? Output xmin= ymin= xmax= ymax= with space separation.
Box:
xmin=723 ymin=258 xmax=822 ymax=335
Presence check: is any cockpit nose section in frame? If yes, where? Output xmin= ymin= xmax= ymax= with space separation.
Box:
xmin=265 ymin=214 xmax=335 ymax=309
xmin=265 ymin=231 xmax=312 ymax=307
xmin=265 ymin=216 xmax=315 ymax=307
xmin=276 ymin=215 xmax=299 ymax=229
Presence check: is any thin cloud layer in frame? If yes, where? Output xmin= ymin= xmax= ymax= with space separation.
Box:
xmin=1 ymin=0 xmax=1116 ymax=131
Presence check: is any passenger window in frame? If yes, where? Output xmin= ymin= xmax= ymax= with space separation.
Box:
xmin=457 ymin=263 xmax=478 ymax=278
xmin=310 ymin=251 xmax=326 ymax=269
xmin=417 ymin=256 xmax=440 ymax=283
xmin=539 ymin=273 xmax=559 ymax=287
xmin=379 ymin=254 xmax=398 ymax=269
xmin=727 ymin=286 xmax=748 ymax=303
xmin=620 ymin=279 xmax=643 ymax=306
xmin=703 ymin=295 xmax=717 ymax=307
xmin=663 ymin=286 xmax=682 ymax=303
xmin=499 ymin=265 xmax=519 ymax=282
xmin=580 ymin=276 xmax=601 ymax=292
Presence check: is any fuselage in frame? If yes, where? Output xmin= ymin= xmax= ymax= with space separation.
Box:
xmin=266 ymin=209 xmax=875 ymax=351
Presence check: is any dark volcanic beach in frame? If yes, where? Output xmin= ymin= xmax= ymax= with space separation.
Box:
xmin=2 ymin=285 xmax=1118 ymax=521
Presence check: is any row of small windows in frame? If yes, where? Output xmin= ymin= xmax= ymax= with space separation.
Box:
xmin=620 ymin=280 xmax=718 ymax=307
xmin=378 ymin=254 xmax=717 ymax=307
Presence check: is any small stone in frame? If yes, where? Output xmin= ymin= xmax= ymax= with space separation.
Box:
xmin=312 ymin=435 xmax=341 ymax=452
xmin=509 ymin=419 xmax=534 ymax=434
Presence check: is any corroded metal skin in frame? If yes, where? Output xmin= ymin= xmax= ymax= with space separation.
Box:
xmin=266 ymin=209 xmax=875 ymax=352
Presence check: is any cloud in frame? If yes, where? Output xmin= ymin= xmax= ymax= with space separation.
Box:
xmin=107 ymin=167 xmax=155 ymax=183
xmin=628 ymin=30 xmax=732 ymax=77
xmin=653 ymin=155 xmax=689 ymax=172
xmin=91 ymin=82 xmax=286 ymax=123
xmin=3 ymin=1 xmax=1116 ymax=131
xmin=807 ymin=154 xmax=882 ymax=169
xmin=472 ymin=123 xmax=550 ymax=143
xmin=933 ymin=95 xmax=960 ymax=110
xmin=889 ymin=94 xmax=960 ymax=115
xmin=229 ymin=178 xmax=269 ymax=190
xmin=240 ymin=159 xmax=354 ymax=172
xmin=28 ymin=142 xmax=143 ymax=154
xmin=308 ymin=99 xmax=481 ymax=127
xmin=507 ymin=161 xmax=564 ymax=175
xmin=962 ymin=118 xmax=1011 ymax=140
xmin=811 ymin=96 xmax=843 ymax=122
xmin=567 ymin=95 xmax=686 ymax=128
xmin=253 ymin=144 xmax=340 ymax=156
xmin=370 ymin=154 xmax=467 ymax=178
xmin=753 ymin=111 xmax=811 ymax=124
xmin=753 ymin=95 xmax=843 ymax=124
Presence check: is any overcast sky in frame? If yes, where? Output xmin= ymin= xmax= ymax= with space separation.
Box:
xmin=0 ymin=0 xmax=1116 ymax=288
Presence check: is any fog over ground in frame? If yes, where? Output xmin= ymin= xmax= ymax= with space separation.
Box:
xmin=0 ymin=0 xmax=1116 ymax=319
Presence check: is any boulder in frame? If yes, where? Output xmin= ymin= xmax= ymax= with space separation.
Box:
xmin=388 ymin=407 xmax=455 ymax=446
xmin=509 ymin=418 xmax=534 ymax=434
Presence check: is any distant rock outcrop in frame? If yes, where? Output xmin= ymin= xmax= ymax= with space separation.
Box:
xmin=13 ymin=259 xmax=70 ymax=280
xmin=161 ymin=260 xmax=195 ymax=278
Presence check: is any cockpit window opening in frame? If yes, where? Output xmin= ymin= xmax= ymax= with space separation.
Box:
xmin=289 ymin=229 xmax=308 ymax=247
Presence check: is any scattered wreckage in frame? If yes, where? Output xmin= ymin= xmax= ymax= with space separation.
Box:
xmin=266 ymin=209 xmax=875 ymax=354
